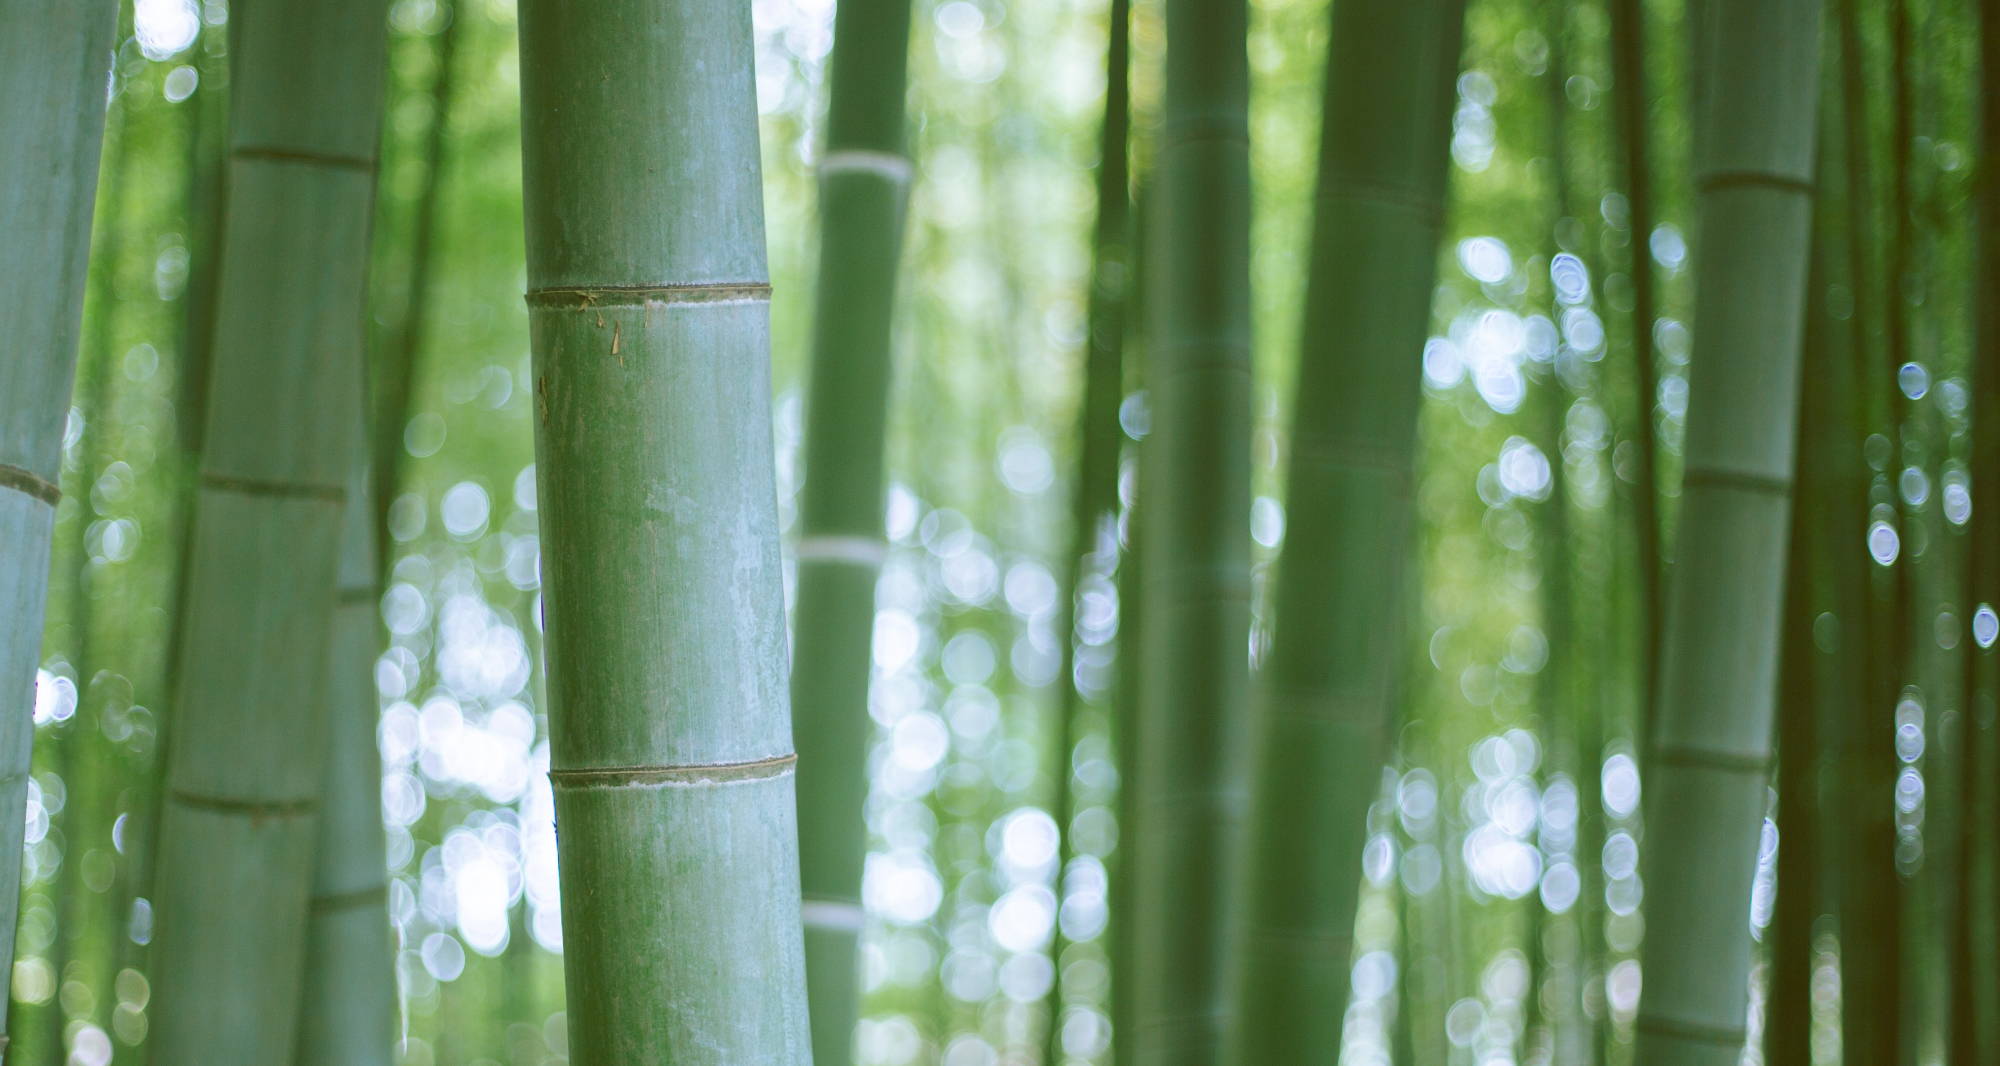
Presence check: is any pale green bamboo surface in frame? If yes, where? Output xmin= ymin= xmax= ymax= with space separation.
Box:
xmin=147 ymin=0 xmax=389 ymax=1060
xmin=0 ymin=1 xmax=118 ymax=1053
xmin=296 ymin=454 xmax=394 ymax=1066
xmin=1633 ymin=0 xmax=1822 ymax=1060
xmin=516 ymin=0 xmax=812 ymax=1060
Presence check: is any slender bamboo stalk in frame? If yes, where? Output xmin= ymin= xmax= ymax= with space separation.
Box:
xmin=295 ymin=447 xmax=393 ymax=1065
xmin=1607 ymin=0 xmax=1663 ymax=719
xmin=1109 ymin=180 xmax=1147 ymax=1066
xmin=1225 ymin=2 xmax=1461 ymax=1061
xmin=372 ymin=0 xmax=461 ymax=569
xmin=515 ymin=1 xmax=812 ymax=1059
xmin=44 ymin=71 xmax=136 ymax=1064
xmin=1827 ymin=2 xmax=1907 ymax=1058
xmin=1129 ymin=0 xmax=1253 ymax=1056
xmin=146 ymin=0 xmax=389 ymax=1059
xmin=1631 ymin=1 xmax=1821 ymax=1061
xmin=0 ymin=4 xmax=117 ymax=1057
xmin=1766 ymin=232 xmax=1834 ymax=1066
xmin=1959 ymin=4 xmax=2000 ymax=1061
xmin=788 ymin=0 xmax=915 ymax=1057
xmin=1041 ymin=1 xmax=1130 ymax=1057
xmin=1535 ymin=15 xmax=1598 ymax=1059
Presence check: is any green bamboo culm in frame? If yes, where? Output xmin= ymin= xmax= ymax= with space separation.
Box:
xmin=0 ymin=2 xmax=117 ymax=1055
xmin=1041 ymin=0 xmax=1131 ymax=1056
xmin=1224 ymin=2 xmax=1462 ymax=1061
xmin=1631 ymin=0 xmax=1821 ymax=1061
xmin=1958 ymin=0 xmax=2000 ymax=1056
xmin=515 ymin=1 xmax=812 ymax=1061
xmin=295 ymin=451 xmax=393 ymax=1066
xmin=788 ymin=0 xmax=916 ymax=1057
xmin=146 ymin=0 xmax=389 ymax=1059
xmin=1129 ymin=0 xmax=1253 ymax=1056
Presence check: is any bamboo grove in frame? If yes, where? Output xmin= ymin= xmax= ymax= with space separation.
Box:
xmin=3 ymin=0 xmax=1997 ymax=1062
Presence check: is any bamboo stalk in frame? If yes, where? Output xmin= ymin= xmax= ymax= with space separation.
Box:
xmin=0 ymin=3 xmax=118 ymax=1056
xmin=1607 ymin=0 xmax=1663 ymax=719
xmin=372 ymin=0 xmax=462 ymax=571
xmin=1224 ymin=1 xmax=1462 ymax=1061
xmin=1041 ymin=0 xmax=1131 ymax=1057
xmin=1631 ymin=1 xmax=1821 ymax=1061
xmin=1128 ymin=0 xmax=1254 ymax=1055
xmin=1958 ymin=4 xmax=2000 ymax=1061
xmin=515 ymin=0 xmax=812 ymax=1059
xmin=146 ymin=0 xmax=389 ymax=1058
xmin=1766 ymin=229 xmax=1835 ymax=1066
xmin=788 ymin=0 xmax=916 ymax=1057
xmin=294 ymin=449 xmax=393 ymax=1065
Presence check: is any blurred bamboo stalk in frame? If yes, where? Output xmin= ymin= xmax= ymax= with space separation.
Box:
xmin=1224 ymin=1 xmax=1463 ymax=1062
xmin=294 ymin=447 xmax=393 ymax=1064
xmin=0 ymin=1 xmax=119 ymax=1060
xmin=788 ymin=0 xmax=917 ymax=1056
xmin=1126 ymin=0 xmax=1256 ymax=1055
xmin=1040 ymin=0 xmax=1131 ymax=1059
xmin=146 ymin=0 xmax=389 ymax=1058
xmin=1632 ymin=0 xmax=1821 ymax=1061
xmin=372 ymin=0 xmax=461 ymax=574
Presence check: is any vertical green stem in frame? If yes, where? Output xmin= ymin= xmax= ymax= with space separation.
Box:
xmin=373 ymin=1 xmax=462 ymax=571
xmin=515 ymin=1 xmax=812 ymax=1060
xmin=1224 ymin=1 xmax=1463 ymax=1062
xmin=295 ymin=449 xmax=394 ymax=1064
xmin=1631 ymin=1 xmax=1821 ymax=1062
xmin=1129 ymin=0 xmax=1253 ymax=1057
xmin=1608 ymin=0 xmax=1663 ymax=720
xmin=0 ymin=4 xmax=118 ymax=1058
xmin=1766 ymin=232 xmax=1834 ymax=1066
xmin=789 ymin=0 xmax=916 ymax=1058
xmin=1959 ymin=5 xmax=2000 ymax=1063
xmin=1042 ymin=0 xmax=1130 ymax=1057
xmin=147 ymin=1 xmax=388 ymax=1059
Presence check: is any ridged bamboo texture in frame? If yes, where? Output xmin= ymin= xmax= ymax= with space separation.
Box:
xmin=1632 ymin=0 xmax=1821 ymax=1061
xmin=147 ymin=0 xmax=388 ymax=1060
xmin=1129 ymin=0 xmax=1253 ymax=1058
xmin=789 ymin=0 xmax=916 ymax=1060
xmin=516 ymin=1 xmax=812 ymax=1061
xmin=295 ymin=455 xmax=393 ymax=1066
xmin=0 ymin=1 xmax=117 ymax=1051
xmin=1225 ymin=1 xmax=1463 ymax=1061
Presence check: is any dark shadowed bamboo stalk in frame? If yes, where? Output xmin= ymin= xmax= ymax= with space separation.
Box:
xmin=1958 ymin=4 xmax=2000 ymax=1061
xmin=1766 ymin=232 xmax=1835 ymax=1066
xmin=1108 ymin=179 xmax=1148 ymax=1066
xmin=1224 ymin=2 xmax=1462 ymax=1061
xmin=146 ymin=0 xmax=388 ymax=1059
xmin=788 ymin=0 xmax=915 ymax=1058
xmin=1041 ymin=0 xmax=1130 ymax=1057
xmin=1607 ymin=0 xmax=1662 ymax=719
xmin=515 ymin=1 xmax=812 ymax=1060
xmin=373 ymin=0 xmax=461 ymax=568
xmin=1631 ymin=1 xmax=1821 ymax=1061
xmin=0 ymin=3 xmax=117 ymax=1056
xmin=1829 ymin=1 xmax=1904 ymax=1057
xmin=1129 ymin=0 xmax=1253 ymax=1056
xmin=295 ymin=446 xmax=393 ymax=1066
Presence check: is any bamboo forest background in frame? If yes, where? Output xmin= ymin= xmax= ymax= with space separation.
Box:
xmin=12 ymin=0 xmax=1996 ymax=1063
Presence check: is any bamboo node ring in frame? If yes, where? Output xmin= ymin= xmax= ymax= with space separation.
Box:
xmin=549 ymin=753 xmax=797 ymax=789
